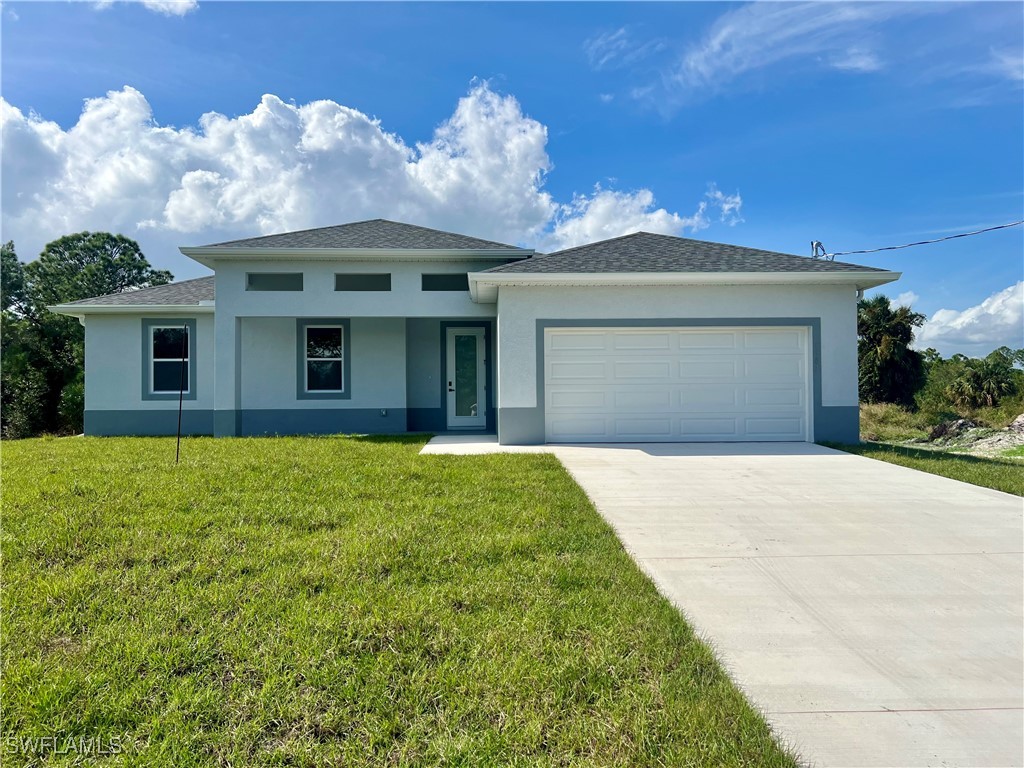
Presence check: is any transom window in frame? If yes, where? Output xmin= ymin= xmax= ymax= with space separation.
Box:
xmin=151 ymin=326 xmax=189 ymax=394
xmin=304 ymin=325 xmax=344 ymax=392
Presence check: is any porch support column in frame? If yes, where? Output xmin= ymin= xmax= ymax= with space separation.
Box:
xmin=213 ymin=314 xmax=242 ymax=437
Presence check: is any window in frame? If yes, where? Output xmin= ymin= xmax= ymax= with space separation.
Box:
xmin=151 ymin=325 xmax=189 ymax=394
xmin=335 ymin=273 xmax=391 ymax=291
xmin=304 ymin=325 xmax=344 ymax=392
xmin=142 ymin=318 xmax=197 ymax=401
xmin=421 ymin=273 xmax=469 ymax=291
xmin=246 ymin=272 xmax=303 ymax=291
xmin=296 ymin=319 xmax=350 ymax=399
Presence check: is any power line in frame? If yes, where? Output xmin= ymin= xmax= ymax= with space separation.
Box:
xmin=813 ymin=219 xmax=1024 ymax=260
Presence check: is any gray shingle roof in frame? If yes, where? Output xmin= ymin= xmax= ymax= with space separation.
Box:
xmin=484 ymin=232 xmax=887 ymax=274
xmin=58 ymin=276 xmax=215 ymax=307
xmin=201 ymin=219 xmax=528 ymax=251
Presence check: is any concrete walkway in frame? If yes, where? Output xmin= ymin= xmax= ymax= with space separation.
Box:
xmin=547 ymin=443 xmax=1023 ymax=767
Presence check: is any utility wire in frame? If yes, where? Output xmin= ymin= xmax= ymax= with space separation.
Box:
xmin=819 ymin=219 xmax=1023 ymax=260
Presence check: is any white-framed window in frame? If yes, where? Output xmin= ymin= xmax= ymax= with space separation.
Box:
xmin=304 ymin=325 xmax=344 ymax=393
xmin=150 ymin=325 xmax=189 ymax=394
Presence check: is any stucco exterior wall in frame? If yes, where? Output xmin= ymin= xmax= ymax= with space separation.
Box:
xmin=239 ymin=316 xmax=406 ymax=410
xmin=494 ymin=283 xmax=859 ymax=443
xmin=85 ymin=313 xmax=215 ymax=411
xmin=212 ymin=260 xmax=500 ymax=319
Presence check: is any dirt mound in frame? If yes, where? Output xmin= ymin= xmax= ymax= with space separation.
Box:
xmin=928 ymin=418 xmax=978 ymax=441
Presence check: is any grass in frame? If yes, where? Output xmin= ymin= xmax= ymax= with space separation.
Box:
xmin=858 ymin=403 xmax=932 ymax=442
xmin=1001 ymin=445 xmax=1024 ymax=459
xmin=1 ymin=436 xmax=796 ymax=767
xmin=827 ymin=441 xmax=1024 ymax=496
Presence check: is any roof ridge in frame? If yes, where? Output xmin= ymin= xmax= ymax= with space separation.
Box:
xmin=198 ymin=219 xmax=526 ymax=250
xmin=202 ymin=219 xmax=386 ymax=248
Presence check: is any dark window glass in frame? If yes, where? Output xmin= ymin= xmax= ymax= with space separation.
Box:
xmin=306 ymin=360 xmax=342 ymax=391
xmin=306 ymin=327 xmax=343 ymax=359
xmin=153 ymin=361 xmax=188 ymax=392
xmin=246 ymin=273 xmax=303 ymax=291
xmin=335 ymin=273 xmax=391 ymax=291
xmin=153 ymin=327 xmax=187 ymax=360
xmin=421 ymin=273 xmax=469 ymax=291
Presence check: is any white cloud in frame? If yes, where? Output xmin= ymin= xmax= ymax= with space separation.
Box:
xmin=704 ymin=183 xmax=743 ymax=226
xmin=668 ymin=3 xmax=900 ymax=95
xmin=0 ymin=84 xmax=739 ymax=275
xmin=917 ymin=282 xmax=1024 ymax=356
xmin=830 ymin=47 xmax=883 ymax=73
xmin=894 ymin=291 xmax=920 ymax=309
xmin=985 ymin=48 xmax=1023 ymax=83
xmin=584 ymin=27 xmax=665 ymax=71
xmin=93 ymin=0 xmax=198 ymax=16
xmin=540 ymin=183 xmax=742 ymax=252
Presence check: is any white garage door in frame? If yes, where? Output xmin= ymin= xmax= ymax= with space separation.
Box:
xmin=544 ymin=326 xmax=811 ymax=443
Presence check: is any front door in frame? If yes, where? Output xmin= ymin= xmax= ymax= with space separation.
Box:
xmin=446 ymin=327 xmax=486 ymax=429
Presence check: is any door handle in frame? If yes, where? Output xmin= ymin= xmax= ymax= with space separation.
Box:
xmin=448 ymin=381 xmax=455 ymax=392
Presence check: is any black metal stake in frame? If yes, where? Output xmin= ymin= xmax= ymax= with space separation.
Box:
xmin=175 ymin=325 xmax=188 ymax=464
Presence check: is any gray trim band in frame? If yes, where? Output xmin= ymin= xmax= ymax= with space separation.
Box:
xmin=241 ymin=408 xmax=406 ymax=436
xmin=86 ymin=409 xmax=214 ymax=436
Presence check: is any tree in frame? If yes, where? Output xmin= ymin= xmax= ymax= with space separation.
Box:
xmin=25 ymin=232 xmax=171 ymax=309
xmin=857 ymin=295 xmax=926 ymax=406
xmin=1 ymin=233 xmax=173 ymax=438
xmin=944 ymin=347 xmax=1022 ymax=409
xmin=1 ymin=241 xmax=25 ymax=312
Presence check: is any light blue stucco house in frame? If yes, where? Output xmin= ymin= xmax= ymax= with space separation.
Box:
xmin=51 ymin=219 xmax=899 ymax=444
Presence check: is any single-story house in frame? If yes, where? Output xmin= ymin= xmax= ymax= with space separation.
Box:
xmin=52 ymin=219 xmax=899 ymax=444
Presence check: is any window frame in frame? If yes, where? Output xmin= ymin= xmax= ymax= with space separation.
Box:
xmin=296 ymin=318 xmax=352 ymax=400
xmin=421 ymin=273 xmax=470 ymax=292
xmin=334 ymin=273 xmax=392 ymax=292
xmin=246 ymin=272 xmax=304 ymax=292
xmin=141 ymin=318 xmax=198 ymax=401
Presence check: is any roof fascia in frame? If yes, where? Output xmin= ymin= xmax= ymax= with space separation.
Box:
xmin=468 ymin=270 xmax=901 ymax=303
xmin=48 ymin=304 xmax=216 ymax=319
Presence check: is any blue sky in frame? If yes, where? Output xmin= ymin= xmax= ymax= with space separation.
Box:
xmin=2 ymin=1 xmax=1022 ymax=354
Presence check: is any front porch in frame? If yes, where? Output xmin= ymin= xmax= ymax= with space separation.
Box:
xmin=221 ymin=316 xmax=496 ymax=437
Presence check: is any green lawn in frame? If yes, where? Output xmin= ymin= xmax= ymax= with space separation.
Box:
xmin=828 ymin=441 xmax=1024 ymax=496
xmin=1 ymin=436 xmax=795 ymax=767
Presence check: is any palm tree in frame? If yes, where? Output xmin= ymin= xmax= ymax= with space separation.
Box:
xmin=857 ymin=295 xmax=926 ymax=406
xmin=945 ymin=351 xmax=1020 ymax=409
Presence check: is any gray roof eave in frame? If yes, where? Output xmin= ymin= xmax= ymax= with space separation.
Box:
xmin=468 ymin=269 xmax=902 ymax=302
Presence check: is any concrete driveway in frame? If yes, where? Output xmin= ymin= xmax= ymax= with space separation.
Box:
xmin=552 ymin=443 xmax=1023 ymax=768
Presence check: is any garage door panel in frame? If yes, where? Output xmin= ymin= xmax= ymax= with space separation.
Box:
xmin=743 ymin=329 xmax=804 ymax=349
xmin=544 ymin=327 xmax=810 ymax=443
xmin=681 ymin=417 xmax=740 ymax=437
xmin=680 ymin=359 xmax=738 ymax=378
xmin=614 ymin=389 xmax=672 ymax=409
xmin=549 ymin=333 xmax=607 ymax=352
xmin=612 ymin=332 xmax=672 ymax=350
xmin=745 ymin=387 xmax=803 ymax=406
xmin=744 ymin=355 xmax=804 ymax=378
xmin=614 ymin=360 xmax=672 ymax=380
xmin=745 ymin=417 xmax=805 ymax=439
xmin=615 ymin=418 xmax=672 ymax=437
xmin=676 ymin=331 xmax=738 ymax=349
xmin=549 ymin=390 xmax=606 ymax=408
xmin=548 ymin=417 xmax=608 ymax=439
xmin=549 ymin=361 xmax=607 ymax=380
xmin=679 ymin=385 xmax=738 ymax=407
